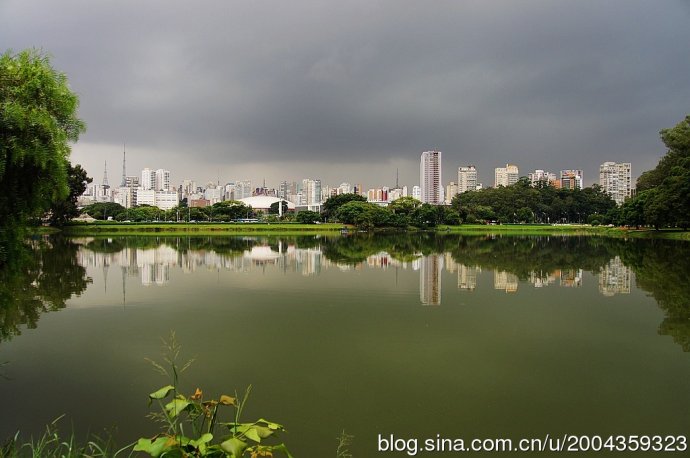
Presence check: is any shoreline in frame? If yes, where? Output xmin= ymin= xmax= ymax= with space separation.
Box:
xmin=34 ymin=223 xmax=690 ymax=240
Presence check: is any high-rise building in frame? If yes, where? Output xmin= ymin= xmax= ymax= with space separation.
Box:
xmin=411 ymin=185 xmax=421 ymax=201
xmin=420 ymin=150 xmax=442 ymax=204
xmin=445 ymin=182 xmax=458 ymax=204
xmin=457 ymin=165 xmax=477 ymax=193
xmin=599 ymin=162 xmax=631 ymax=205
xmin=235 ymin=180 xmax=252 ymax=200
xmin=528 ymin=170 xmax=558 ymax=187
xmin=494 ymin=164 xmax=519 ymax=187
xmin=300 ymin=179 xmax=322 ymax=208
xmin=560 ymin=170 xmax=583 ymax=190
xmin=155 ymin=169 xmax=171 ymax=191
xmin=337 ymin=183 xmax=352 ymax=195
xmin=141 ymin=168 xmax=155 ymax=190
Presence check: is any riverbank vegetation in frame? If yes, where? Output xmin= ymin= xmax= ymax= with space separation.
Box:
xmin=0 ymin=50 xmax=86 ymax=264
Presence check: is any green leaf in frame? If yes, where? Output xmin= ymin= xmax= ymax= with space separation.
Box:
xmin=257 ymin=418 xmax=284 ymax=431
xmin=149 ymin=385 xmax=175 ymax=400
xmin=165 ymin=398 xmax=192 ymax=419
xmin=244 ymin=427 xmax=262 ymax=443
xmin=269 ymin=443 xmax=295 ymax=458
xmin=133 ymin=437 xmax=173 ymax=457
xmin=189 ymin=433 xmax=213 ymax=448
xmin=220 ymin=437 xmax=247 ymax=458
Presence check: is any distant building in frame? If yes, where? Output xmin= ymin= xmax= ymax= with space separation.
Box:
xmin=155 ymin=169 xmax=171 ymax=191
xmin=528 ymin=169 xmax=558 ymax=187
xmin=235 ymin=181 xmax=252 ymax=200
xmin=136 ymin=188 xmax=156 ymax=206
xmin=190 ymin=199 xmax=210 ymax=208
xmin=495 ymin=164 xmax=519 ymax=187
xmin=420 ymin=150 xmax=442 ymax=204
xmin=410 ymin=185 xmax=421 ymax=201
xmin=299 ymin=178 xmax=322 ymax=211
xmin=445 ymin=182 xmax=458 ymax=204
xmin=560 ymin=170 xmax=583 ymax=190
xmin=239 ymin=196 xmax=296 ymax=213
xmin=367 ymin=187 xmax=389 ymax=204
xmin=599 ymin=162 xmax=632 ymax=205
xmin=457 ymin=165 xmax=478 ymax=193
xmin=141 ymin=168 xmax=155 ymax=190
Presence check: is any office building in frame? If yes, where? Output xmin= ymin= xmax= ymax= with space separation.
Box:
xmin=420 ymin=150 xmax=442 ymax=204
xmin=560 ymin=170 xmax=583 ymax=190
xmin=457 ymin=165 xmax=478 ymax=193
xmin=599 ymin=162 xmax=632 ymax=205
xmin=528 ymin=170 xmax=558 ymax=187
xmin=495 ymin=164 xmax=519 ymax=187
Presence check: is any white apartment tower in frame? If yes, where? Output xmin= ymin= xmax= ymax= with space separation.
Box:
xmin=495 ymin=164 xmax=519 ymax=187
xmin=599 ymin=162 xmax=632 ymax=205
xmin=420 ymin=150 xmax=442 ymax=204
xmin=457 ymin=165 xmax=478 ymax=193
xmin=141 ymin=168 xmax=155 ymax=190
xmin=155 ymin=169 xmax=171 ymax=191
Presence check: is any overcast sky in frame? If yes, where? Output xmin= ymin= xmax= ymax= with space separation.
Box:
xmin=2 ymin=0 xmax=689 ymax=189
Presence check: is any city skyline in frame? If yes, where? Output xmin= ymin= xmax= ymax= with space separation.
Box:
xmin=3 ymin=1 xmax=688 ymax=188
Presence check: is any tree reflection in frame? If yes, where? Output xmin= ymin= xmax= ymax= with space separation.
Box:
xmin=618 ymin=239 xmax=690 ymax=351
xmin=0 ymin=236 xmax=91 ymax=342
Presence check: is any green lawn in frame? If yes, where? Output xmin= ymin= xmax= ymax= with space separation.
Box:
xmin=436 ymin=224 xmax=690 ymax=240
xmin=61 ymin=222 xmax=345 ymax=235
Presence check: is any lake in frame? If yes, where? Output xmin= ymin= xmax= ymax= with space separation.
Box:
xmin=1 ymin=233 xmax=689 ymax=456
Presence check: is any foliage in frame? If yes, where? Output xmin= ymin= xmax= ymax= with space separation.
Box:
xmin=0 ymin=415 xmax=131 ymax=458
xmin=296 ymin=210 xmax=320 ymax=224
xmin=268 ymin=201 xmax=289 ymax=215
xmin=451 ymin=181 xmax=616 ymax=224
xmin=321 ymin=193 xmax=367 ymax=221
xmin=617 ymin=115 xmax=690 ymax=229
xmin=136 ymin=332 xmax=292 ymax=458
xmin=0 ymin=236 xmax=91 ymax=343
xmin=335 ymin=431 xmax=354 ymax=458
xmin=82 ymin=202 xmax=127 ymax=220
xmin=0 ymin=49 xmax=85 ymax=259
xmin=48 ymin=163 xmax=91 ymax=226
xmin=209 ymin=201 xmax=254 ymax=222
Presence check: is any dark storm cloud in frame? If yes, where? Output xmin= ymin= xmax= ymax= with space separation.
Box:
xmin=1 ymin=0 xmax=689 ymax=185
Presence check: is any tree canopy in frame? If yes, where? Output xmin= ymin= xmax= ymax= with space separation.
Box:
xmin=617 ymin=115 xmax=690 ymax=229
xmin=0 ymin=49 xmax=85 ymax=259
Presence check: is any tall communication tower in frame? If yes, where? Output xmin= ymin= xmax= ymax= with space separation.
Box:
xmin=120 ymin=143 xmax=127 ymax=187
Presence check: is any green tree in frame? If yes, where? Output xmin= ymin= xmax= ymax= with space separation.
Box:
xmin=48 ymin=163 xmax=91 ymax=226
xmin=296 ymin=210 xmax=320 ymax=224
xmin=633 ymin=115 xmax=690 ymax=229
xmin=389 ymin=196 xmax=421 ymax=216
xmin=269 ymin=201 xmax=289 ymax=215
xmin=82 ymin=202 xmax=126 ymax=220
xmin=322 ymin=193 xmax=367 ymax=221
xmin=0 ymin=50 xmax=85 ymax=259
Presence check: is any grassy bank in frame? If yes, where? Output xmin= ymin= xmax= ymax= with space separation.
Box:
xmin=61 ymin=222 xmax=344 ymax=236
xmin=437 ymin=224 xmax=690 ymax=240
xmin=436 ymin=224 xmax=604 ymax=236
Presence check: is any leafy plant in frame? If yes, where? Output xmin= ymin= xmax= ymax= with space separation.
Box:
xmin=335 ymin=430 xmax=354 ymax=458
xmin=0 ymin=415 xmax=131 ymax=458
xmin=135 ymin=332 xmax=293 ymax=457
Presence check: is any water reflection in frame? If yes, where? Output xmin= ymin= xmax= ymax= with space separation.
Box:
xmin=73 ymin=235 xmax=636 ymax=301
xmin=1 ymin=234 xmax=688 ymax=352
xmin=0 ymin=237 xmax=92 ymax=342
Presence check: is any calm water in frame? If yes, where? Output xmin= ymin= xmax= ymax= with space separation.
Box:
xmin=1 ymin=234 xmax=689 ymax=456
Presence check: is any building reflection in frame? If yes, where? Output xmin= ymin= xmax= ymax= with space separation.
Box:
xmin=74 ymin=238 xmax=634 ymax=305
xmin=599 ymin=256 xmax=632 ymax=296
xmin=419 ymin=255 xmax=443 ymax=306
